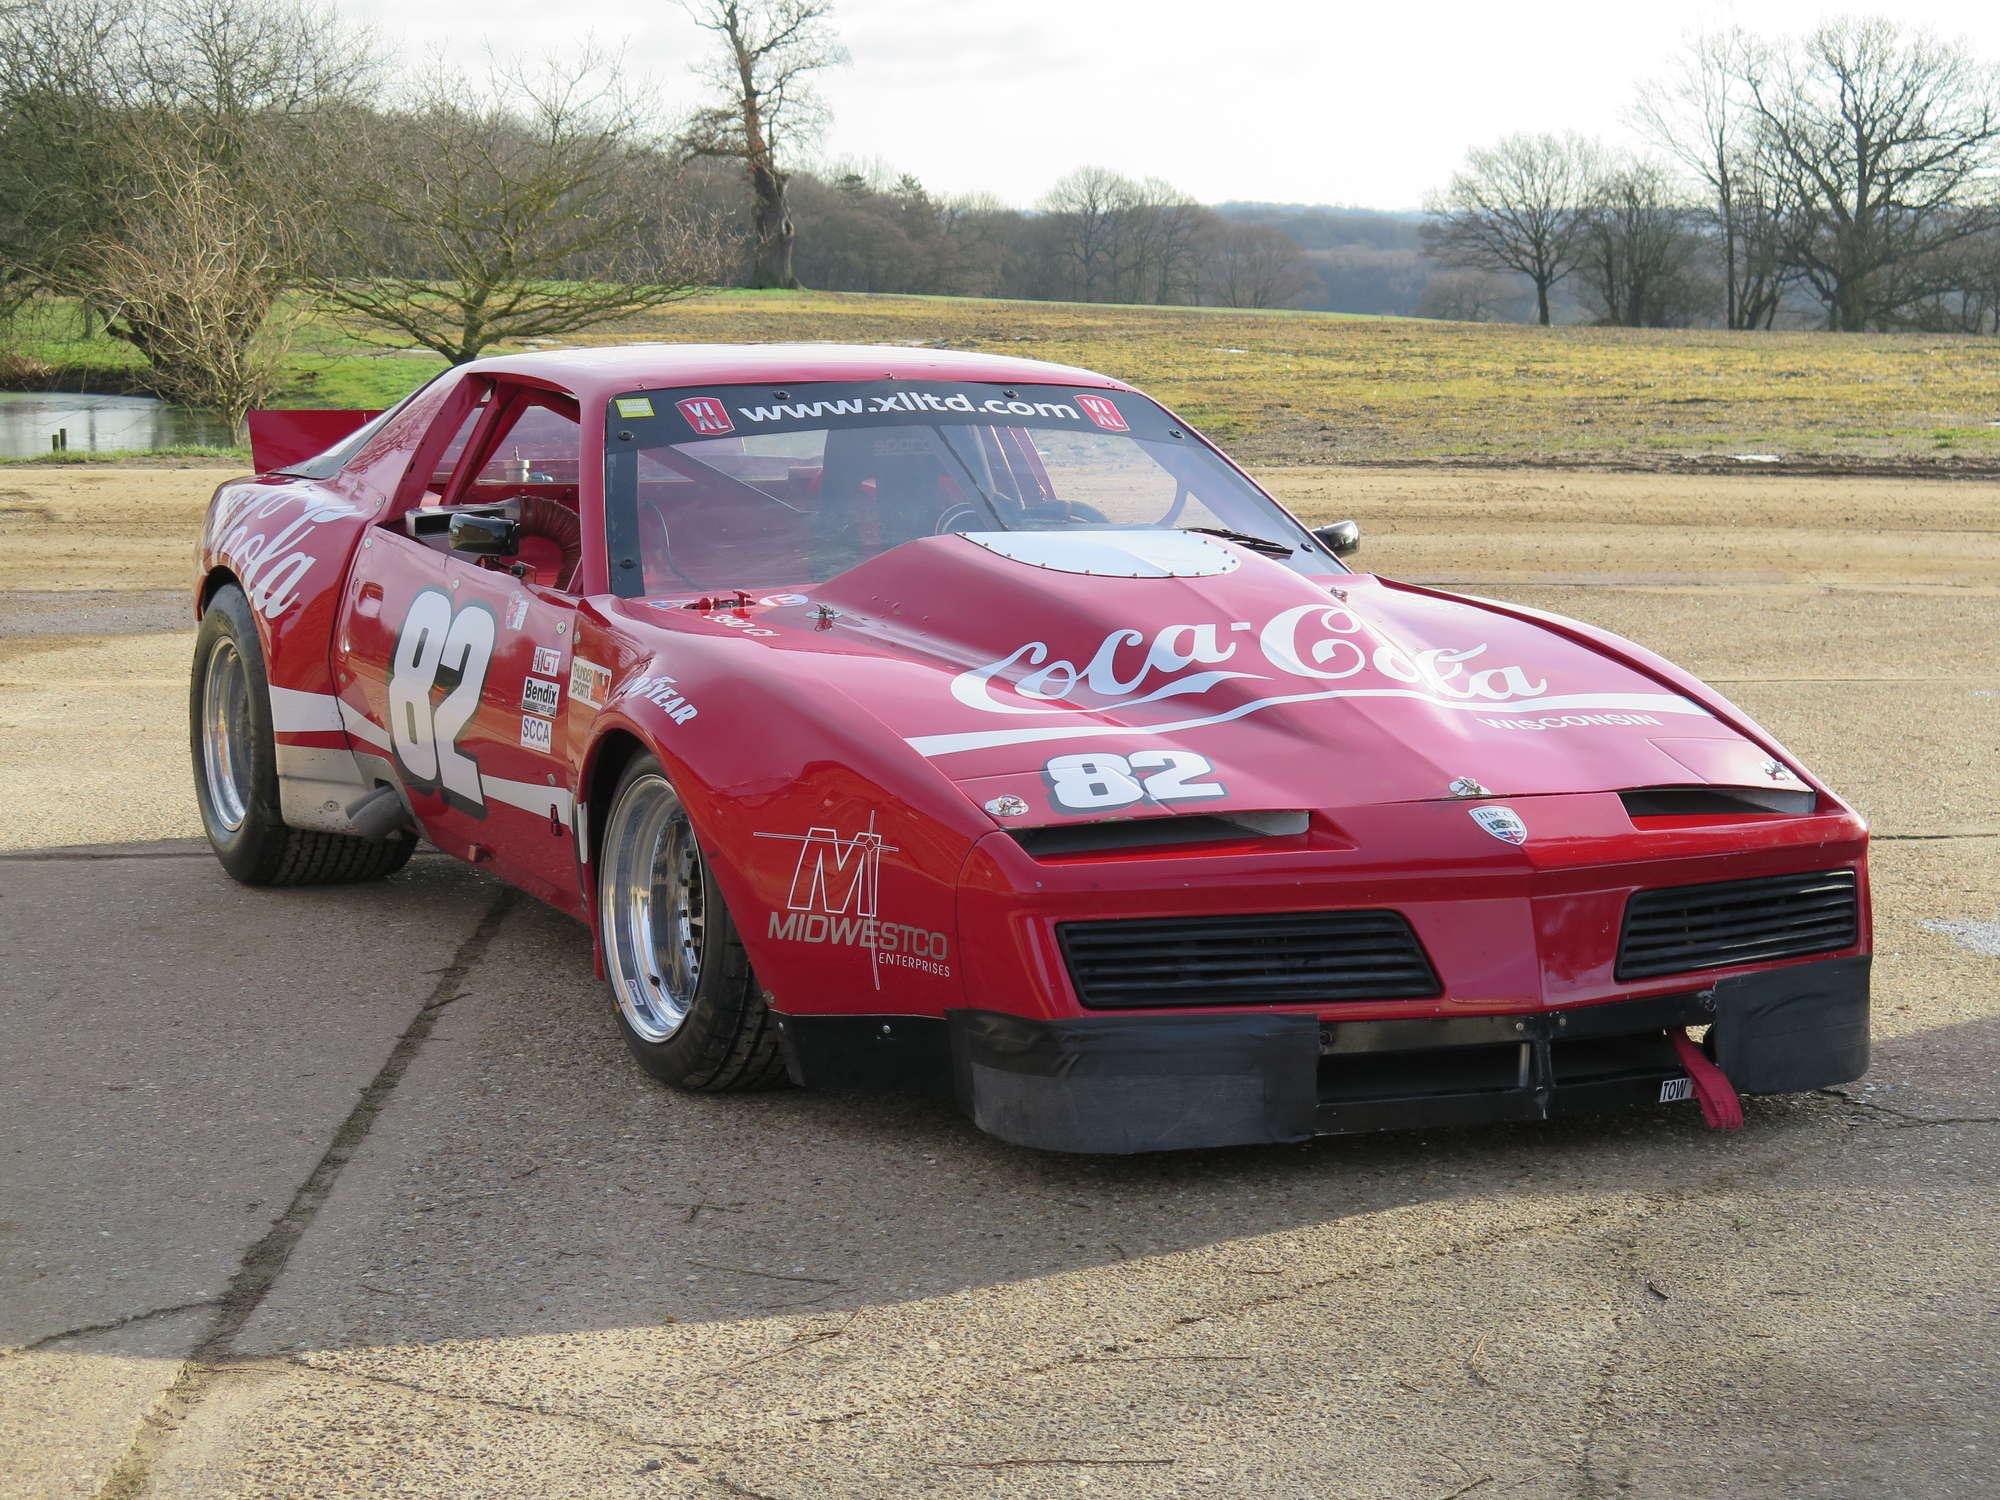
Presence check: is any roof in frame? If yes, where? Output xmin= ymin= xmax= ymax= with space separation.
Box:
xmin=460 ymin=342 xmax=1133 ymax=400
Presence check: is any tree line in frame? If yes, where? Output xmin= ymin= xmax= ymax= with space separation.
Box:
xmin=0 ymin=0 xmax=1317 ymax=430
xmin=1426 ymin=18 xmax=2000 ymax=331
xmin=5 ymin=3 xmax=1997 ymax=434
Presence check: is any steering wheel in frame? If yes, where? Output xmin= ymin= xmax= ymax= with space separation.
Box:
xmin=1020 ymin=498 xmax=1108 ymax=526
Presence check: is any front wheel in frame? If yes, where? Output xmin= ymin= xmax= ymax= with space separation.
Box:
xmin=190 ymin=584 xmax=414 ymax=886
xmin=597 ymin=754 xmax=786 ymax=1091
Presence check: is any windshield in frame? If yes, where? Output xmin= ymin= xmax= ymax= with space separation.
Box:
xmin=603 ymin=381 xmax=1337 ymax=596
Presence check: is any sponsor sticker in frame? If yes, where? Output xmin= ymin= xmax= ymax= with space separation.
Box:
xmin=506 ymin=596 xmax=528 ymax=631
xmin=520 ymin=675 xmax=561 ymax=716
xmin=1470 ymin=805 xmax=1529 ymax=845
xmin=631 ymin=673 xmax=698 ymax=726
xmin=520 ymin=714 xmax=554 ymax=752
xmin=1660 ymin=1077 xmax=1695 ymax=1104
xmin=753 ymin=818 xmax=951 ymax=985
xmin=531 ymin=645 xmax=563 ymax=677
xmin=614 ymin=396 xmax=656 ymax=419
xmin=569 ymin=658 xmax=611 ymax=709
xmin=677 ymin=396 xmax=735 ymax=435
xmin=1076 ymin=393 xmax=1129 ymax=431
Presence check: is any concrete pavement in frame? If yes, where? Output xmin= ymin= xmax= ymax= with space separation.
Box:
xmin=1 ymin=466 xmax=1995 ymax=1498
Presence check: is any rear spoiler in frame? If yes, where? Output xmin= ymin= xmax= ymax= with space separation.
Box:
xmin=246 ymin=409 xmax=382 ymax=475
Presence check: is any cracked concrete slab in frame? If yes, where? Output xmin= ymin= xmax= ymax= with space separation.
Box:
xmin=0 ymin=849 xmax=498 ymax=1497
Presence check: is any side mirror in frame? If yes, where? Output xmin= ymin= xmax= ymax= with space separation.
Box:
xmin=448 ymin=512 xmax=519 ymax=558
xmin=1313 ymin=519 xmax=1361 ymax=557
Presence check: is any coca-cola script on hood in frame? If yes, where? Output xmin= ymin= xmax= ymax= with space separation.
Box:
xmin=790 ymin=531 xmax=1773 ymax=816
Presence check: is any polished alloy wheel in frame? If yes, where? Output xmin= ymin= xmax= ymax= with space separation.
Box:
xmin=601 ymin=772 xmax=706 ymax=1043
xmin=200 ymin=635 xmax=253 ymax=832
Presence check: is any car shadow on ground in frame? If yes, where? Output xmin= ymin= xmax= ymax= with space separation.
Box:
xmin=11 ymin=847 xmax=1991 ymax=1371
xmin=199 ymin=868 xmax=1990 ymax=1362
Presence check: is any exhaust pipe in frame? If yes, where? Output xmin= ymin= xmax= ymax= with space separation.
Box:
xmin=344 ymin=784 xmax=418 ymax=842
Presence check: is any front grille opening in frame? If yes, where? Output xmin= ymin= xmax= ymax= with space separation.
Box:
xmin=1616 ymin=868 xmax=1859 ymax=980
xmin=1010 ymin=810 xmax=1310 ymax=859
xmin=1621 ymin=785 xmax=1816 ymax=818
xmin=1319 ymin=1043 xmax=1523 ymax=1103
xmin=1550 ymin=1031 xmax=1680 ymax=1085
xmin=1059 ymin=909 xmax=1440 ymax=1009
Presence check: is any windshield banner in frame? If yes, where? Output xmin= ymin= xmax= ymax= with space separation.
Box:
xmin=610 ymin=382 xmax=1177 ymax=445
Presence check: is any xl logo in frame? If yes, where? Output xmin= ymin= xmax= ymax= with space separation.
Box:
xmin=1076 ymin=393 xmax=1128 ymax=431
xmin=676 ymin=396 xmax=734 ymax=435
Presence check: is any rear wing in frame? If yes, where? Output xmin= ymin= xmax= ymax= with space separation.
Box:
xmin=246 ymin=409 xmax=381 ymax=475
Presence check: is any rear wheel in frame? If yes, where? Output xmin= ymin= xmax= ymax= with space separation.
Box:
xmin=598 ymin=754 xmax=785 ymax=1091
xmin=190 ymin=584 xmax=415 ymax=886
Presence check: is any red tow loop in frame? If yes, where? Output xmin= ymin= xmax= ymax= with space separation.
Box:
xmin=1670 ymin=1029 xmax=1744 ymax=1131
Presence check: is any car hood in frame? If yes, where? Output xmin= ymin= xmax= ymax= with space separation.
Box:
xmin=678 ymin=531 xmax=1787 ymax=824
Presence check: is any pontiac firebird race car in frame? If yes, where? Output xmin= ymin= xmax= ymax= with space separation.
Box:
xmin=190 ymin=344 xmax=1871 ymax=1152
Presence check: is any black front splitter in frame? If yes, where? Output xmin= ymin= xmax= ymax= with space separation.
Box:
xmin=775 ymin=955 xmax=1870 ymax=1154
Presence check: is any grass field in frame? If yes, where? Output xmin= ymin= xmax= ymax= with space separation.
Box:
xmin=8 ymin=289 xmax=2000 ymax=468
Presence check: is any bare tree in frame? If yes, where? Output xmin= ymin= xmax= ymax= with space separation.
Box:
xmin=1414 ymin=268 xmax=1519 ymax=323
xmin=678 ymin=0 xmax=846 ymax=289
xmin=1 ymin=0 xmax=376 ymax=397
xmin=1119 ymin=178 xmax=1207 ymax=304
xmin=1199 ymin=223 xmax=1316 ymax=308
xmin=1574 ymin=159 xmax=1708 ymax=326
xmin=1040 ymin=166 xmax=1128 ymax=301
xmin=1923 ymin=227 xmax=2000 ymax=332
xmin=1636 ymin=29 xmax=1799 ymax=329
xmin=1743 ymin=17 xmax=2000 ymax=330
xmin=311 ymin=61 xmax=724 ymax=365
xmin=1423 ymin=133 xmax=1606 ymax=324
xmin=0 ymin=0 xmax=127 ymax=316
xmin=80 ymin=135 xmax=296 ymax=433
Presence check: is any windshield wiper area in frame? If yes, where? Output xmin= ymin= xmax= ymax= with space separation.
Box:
xmin=1182 ymin=526 xmax=1296 ymax=557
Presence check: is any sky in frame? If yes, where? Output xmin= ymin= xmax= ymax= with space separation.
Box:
xmin=344 ymin=0 xmax=2000 ymax=210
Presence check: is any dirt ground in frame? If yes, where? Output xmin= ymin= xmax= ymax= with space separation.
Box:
xmin=2 ymin=463 xmax=1996 ymax=1498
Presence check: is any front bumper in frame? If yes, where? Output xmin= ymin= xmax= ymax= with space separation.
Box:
xmin=777 ymin=954 xmax=1870 ymax=1153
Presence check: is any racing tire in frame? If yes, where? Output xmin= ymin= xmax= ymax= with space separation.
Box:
xmin=598 ymin=753 xmax=787 ymax=1092
xmin=190 ymin=584 xmax=415 ymax=887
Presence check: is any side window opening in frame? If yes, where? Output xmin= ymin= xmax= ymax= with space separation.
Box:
xmin=422 ymin=397 xmax=490 ymax=503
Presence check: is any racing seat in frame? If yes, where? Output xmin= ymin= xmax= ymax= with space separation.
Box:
xmin=513 ymin=495 xmax=582 ymax=590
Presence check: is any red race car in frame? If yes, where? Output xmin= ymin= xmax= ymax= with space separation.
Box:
xmin=191 ymin=345 xmax=1871 ymax=1152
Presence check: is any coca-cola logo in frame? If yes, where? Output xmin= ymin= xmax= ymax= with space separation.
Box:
xmin=206 ymin=489 xmax=364 ymax=618
xmin=949 ymin=602 xmax=1550 ymax=718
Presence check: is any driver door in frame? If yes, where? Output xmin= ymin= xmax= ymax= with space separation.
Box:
xmin=335 ymin=381 xmax=587 ymax=908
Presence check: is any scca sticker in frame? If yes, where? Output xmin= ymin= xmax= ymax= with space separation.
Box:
xmin=677 ymin=396 xmax=734 ymax=435
xmin=520 ymin=715 xmax=554 ymax=751
xmin=1076 ymin=394 xmax=1128 ymax=432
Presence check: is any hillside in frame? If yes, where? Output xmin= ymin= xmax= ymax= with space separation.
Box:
xmin=12 ymin=289 xmax=2000 ymax=469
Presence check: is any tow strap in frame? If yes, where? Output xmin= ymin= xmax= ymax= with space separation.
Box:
xmin=1669 ymin=1029 xmax=1744 ymax=1131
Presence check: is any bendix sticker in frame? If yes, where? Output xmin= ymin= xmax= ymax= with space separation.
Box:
xmin=531 ymin=645 xmax=563 ymax=676
xmin=520 ymin=715 xmax=554 ymax=751
xmin=520 ymin=676 xmax=561 ymax=716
